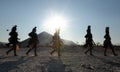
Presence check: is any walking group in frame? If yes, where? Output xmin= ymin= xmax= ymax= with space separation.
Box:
xmin=6 ymin=25 xmax=39 ymax=56
xmin=5 ymin=25 xmax=63 ymax=56
xmin=5 ymin=25 xmax=118 ymax=57
xmin=84 ymin=25 xmax=118 ymax=56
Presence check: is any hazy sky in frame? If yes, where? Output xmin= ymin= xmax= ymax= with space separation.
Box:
xmin=0 ymin=0 xmax=120 ymax=45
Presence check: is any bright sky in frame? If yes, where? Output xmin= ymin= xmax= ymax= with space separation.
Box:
xmin=0 ymin=0 xmax=120 ymax=45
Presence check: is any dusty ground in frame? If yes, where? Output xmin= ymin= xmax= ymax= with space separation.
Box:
xmin=0 ymin=46 xmax=120 ymax=72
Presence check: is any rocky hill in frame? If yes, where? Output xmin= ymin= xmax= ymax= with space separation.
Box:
xmin=20 ymin=31 xmax=76 ymax=47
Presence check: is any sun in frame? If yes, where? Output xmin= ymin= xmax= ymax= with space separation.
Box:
xmin=43 ymin=13 xmax=68 ymax=33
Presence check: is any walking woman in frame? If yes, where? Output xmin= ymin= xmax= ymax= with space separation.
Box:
xmin=6 ymin=25 xmax=19 ymax=56
xmin=84 ymin=25 xmax=95 ymax=55
xmin=50 ymin=28 xmax=63 ymax=57
xmin=103 ymin=27 xmax=118 ymax=56
xmin=26 ymin=27 xmax=39 ymax=56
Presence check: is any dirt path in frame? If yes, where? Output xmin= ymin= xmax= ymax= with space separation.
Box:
xmin=0 ymin=47 xmax=120 ymax=72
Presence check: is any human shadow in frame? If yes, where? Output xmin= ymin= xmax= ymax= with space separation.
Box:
xmin=40 ymin=57 xmax=66 ymax=72
xmin=0 ymin=56 xmax=30 ymax=72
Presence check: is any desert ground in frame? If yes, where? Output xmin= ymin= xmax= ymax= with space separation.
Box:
xmin=0 ymin=46 xmax=120 ymax=72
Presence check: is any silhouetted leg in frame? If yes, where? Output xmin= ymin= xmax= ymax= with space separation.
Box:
xmin=104 ymin=47 xmax=107 ymax=56
xmin=34 ymin=44 xmax=37 ymax=56
xmin=84 ymin=43 xmax=91 ymax=55
xmin=84 ymin=48 xmax=90 ymax=55
xmin=34 ymin=48 xmax=37 ymax=56
xmin=50 ymin=48 xmax=56 ymax=55
xmin=6 ymin=47 xmax=14 ymax=55
xmin=50 ymin=50 xmax=55 ymax=55
xmin=58 ymin=47 xmax=61 ymax=57
xmin=89 ymin=45 xmax=93 ymax=55
xmin=110 ymin=44 xmax=118 ymax=56
xmin=26 ymin=47 xmax=34 ymax=56
xmin=13 ymin=44 xmax=17 ymax=56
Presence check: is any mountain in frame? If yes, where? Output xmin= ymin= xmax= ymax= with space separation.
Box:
xmin=20 ymin=31 xmax=76 ymax=47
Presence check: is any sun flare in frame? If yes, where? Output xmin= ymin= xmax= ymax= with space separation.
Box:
xmin=43 ymin=13 xmax=68 ymax=33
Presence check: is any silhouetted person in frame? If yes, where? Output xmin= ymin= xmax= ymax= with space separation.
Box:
xmin=103 ymin=27 xmax=118 ymax=56
xmin=50 ymin=28 xmax=63 ymax=57
xmin=6 ymin=26 xmax=19 ymax=47
xmin=84 ymin=25 xmax=95 ymax=55
xmin=6 ymin=25 xmax=19 ymax=56
xmin=50 ymin=31 xmax=58 ymax=55
xmin=26 ymin=27 xmax=39 ymax=56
